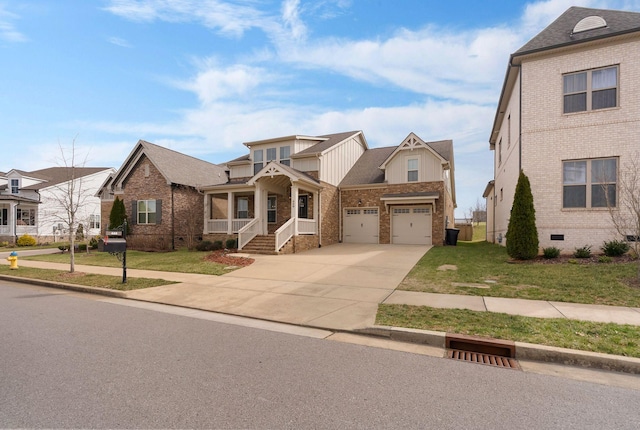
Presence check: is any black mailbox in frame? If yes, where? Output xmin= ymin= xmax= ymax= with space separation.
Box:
xmin=98 ymin=238 xmax=127 ymax=253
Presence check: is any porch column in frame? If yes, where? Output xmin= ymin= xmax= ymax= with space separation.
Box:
xmin=313 ymin=190 xmax=319 ymax=234
xmin=255 ymin=182 xmax=263 ymax=235
xmin=9 ymin=202 xmax=17 ymax=238
xmin=291 ymin=185 xmax=299 ymax=235
xmin=203 ymin=193 xmax=210 ymax=234
xmin=227 ymin=191 xmax=233 ymax=234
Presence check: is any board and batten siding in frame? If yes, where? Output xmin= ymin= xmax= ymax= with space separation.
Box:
xmin=319 ymin=136 xmax=367 ymax=186
xmin=385 ymin=148 xmax=444 ymax=184
xmin=229 ymin=164 xmax=252 ymax=179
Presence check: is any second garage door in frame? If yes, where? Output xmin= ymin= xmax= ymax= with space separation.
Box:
xmin=392 ymin=206 xmax=432 ymax=245
xmin=343 ymin=208 xmax=379 ymax=243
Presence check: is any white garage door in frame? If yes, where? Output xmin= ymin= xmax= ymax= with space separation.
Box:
xmin=343 ymin=208 xmax=379 ymax=243
xmin=392 ymin=206 xmax=432 ymax=245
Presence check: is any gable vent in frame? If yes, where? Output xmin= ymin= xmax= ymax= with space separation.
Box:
xmin=573 ymin=16 xmax=607 ymax=34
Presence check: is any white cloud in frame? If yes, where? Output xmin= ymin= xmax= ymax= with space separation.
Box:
xmin=107 ymin=36 xmax=133 ymax=48
xmin=0 ymin=4 xmax=26 ymax=42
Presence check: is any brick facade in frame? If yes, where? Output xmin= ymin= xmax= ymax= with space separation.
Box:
xmin=103 ymin=155 xmax=206 ymax=250
xmin=341 ymin=182 xmax=449 ymax=245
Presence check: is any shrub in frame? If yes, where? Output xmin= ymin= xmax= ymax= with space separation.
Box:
xmin=226 ymin=238 xmax=237 ymax=249
xmin=598 ymin=256 xmax=612 ymax=263
xmin=213 ymin=240 xmax=223 ymax=250
xmin=0 ymin=241 xmax=9 ymax=247
xmin=542 ymin=247 xmax=560 ymax=259
xmin=78 ymin=243 xmax=88 ymax=251
xmin=196 ymin=240 xmax=214 ymax=251
xmin=574 ymin=245 xmax=592 ymax=259
xmin=601 ymin=240 xmax=630 ymax=257
xmin=506 ymin=171 xmax=539 ymax=260
xmin=89 ymin=236 xmax=99 ymax=249
xmin=16 ymin=234 xmax=37 ymax=247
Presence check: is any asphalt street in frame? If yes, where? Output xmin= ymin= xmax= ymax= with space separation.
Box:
xmin=2 ymin=281 xmax=640 ymax=429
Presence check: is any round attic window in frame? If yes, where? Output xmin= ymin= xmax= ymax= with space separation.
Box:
xmin=573 ymin=16 xmax=607 ymax=33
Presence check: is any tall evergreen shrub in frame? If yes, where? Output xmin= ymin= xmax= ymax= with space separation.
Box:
xmin=506 ymin=170 xmax=539 ymax=259
xmin=108 ymin=196 xmax=127 ymax=232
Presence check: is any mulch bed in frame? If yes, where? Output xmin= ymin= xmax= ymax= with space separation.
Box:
xmin=532 ymin=254 xmax=638 ymax=265
xmin=203 ymin=250 xmax=255 ymax=267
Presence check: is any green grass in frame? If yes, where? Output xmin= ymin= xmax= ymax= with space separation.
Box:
xmin=23 ymin=248 xmax=232 ymax=275
xmin=0 ymin=265 xmax=174 ymax=291
xmin=377 ymin=304 xmax=640 ymax=357
xmin=469 ymin=222 xmax=486 ymax=242
xmin=400 ymin=241 xmax=640 ymax=307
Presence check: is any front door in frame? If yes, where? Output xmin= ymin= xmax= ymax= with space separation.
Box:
xmin=298 ymin=195 xmax=308 ymax=219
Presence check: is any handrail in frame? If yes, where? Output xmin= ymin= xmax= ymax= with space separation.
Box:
xmin=238 ymin=218 xmax=260 ymax=250
xmin=275 ymin=218 xmax=295 ymax=251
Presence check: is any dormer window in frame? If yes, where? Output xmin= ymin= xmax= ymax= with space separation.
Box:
xmin=254 ymin=149 xmax=264 ymax=175
xmin=10 ymin=179 xmax=19 ymax=194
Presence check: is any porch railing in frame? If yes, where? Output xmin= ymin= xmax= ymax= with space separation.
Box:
xmin=206 ymin=218 xmax=253 ymax=234
xmin=297 ymin=219 xmax=316 ymax=235
xmin=275 ymin=218 xmax=295 ymax=252
xmin=0 ymin=226 xmax=10 ymax=235
xmin=238 ymin=218 xmax=260 ymax=250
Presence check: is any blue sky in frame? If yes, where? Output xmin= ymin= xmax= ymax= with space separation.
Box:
xmin=2 ymin=0 xmax=639 ymax=216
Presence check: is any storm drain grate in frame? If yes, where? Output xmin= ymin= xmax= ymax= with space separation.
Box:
xmin=447 ymin=349 xmax=521 ymax=370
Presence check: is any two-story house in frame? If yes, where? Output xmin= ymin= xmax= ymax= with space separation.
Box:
xmin=485 ymin=6 xmax=640 ymax=251
xmin=203 ymin=131 xmax=455 ymax=253
xmin=0 ymin=167 xmax=114 ymax=244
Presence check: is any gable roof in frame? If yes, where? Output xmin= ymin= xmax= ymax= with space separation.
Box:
xmin=110 ymin=140 xmax=228 ymax=189
xmin=516 ymin=7 xmax=640 ymax=56
xmin=21 ymin=167 xmax=112 ymax=190
xmin=490 ymin=7 xmax=640 ymax=145
xmin=379 ymin=133 xmax=452 ymax=169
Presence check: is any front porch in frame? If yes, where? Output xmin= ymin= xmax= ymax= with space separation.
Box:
xmin=0 ymin=201 xmax=39 ymax=243
xmin=203 ymin=163 xmax=321 ymax=254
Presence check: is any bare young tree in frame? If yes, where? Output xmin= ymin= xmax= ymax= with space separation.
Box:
xmin=40 ymin=138 xmax=92 ymax=273
xmin=472 ymin=198 xmax=487 ymax=226
xmin=604 ymin=154 xmax=640 ymax=279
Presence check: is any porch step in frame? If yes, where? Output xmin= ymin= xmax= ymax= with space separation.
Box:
xmin=242 ymin=234 xmax=279 ymax=255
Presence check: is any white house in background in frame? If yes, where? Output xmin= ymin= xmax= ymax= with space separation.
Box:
xmin=486 ymin=6 xmax=640 ymax=251
xmin=0 ymin=167 xmax=114 ymax=244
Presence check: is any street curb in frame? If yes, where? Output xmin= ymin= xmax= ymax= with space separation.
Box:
xmin=3 ymin=275 xmax=640 ymax=375
xmin=356 ymin=325 xmax=640 ymax=375
xmin=0 ymin=274 xmax=128 ymax=299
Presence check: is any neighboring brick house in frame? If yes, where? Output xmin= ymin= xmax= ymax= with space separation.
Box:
xmin=486 ymin=7 xmax=640 ymax=251
xmin=202 ymin=131 xmax=456 ymax=253
xmin=0 ymin=167 xmax=113 ymax=244
xmin=97 ymin=140 xmax=227 ymax=250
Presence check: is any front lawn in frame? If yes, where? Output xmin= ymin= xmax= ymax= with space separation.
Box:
xmin=400 ymin=241 xmax=640 ymax=307
xmin=0 ymin=265 xmax=175 ymax=291
xmin=377 ymin=304 xmax=640 ymax=358
xmin=22 ymin=248 xmax=236 ymax=276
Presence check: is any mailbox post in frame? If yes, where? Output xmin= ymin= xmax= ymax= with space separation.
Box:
xmin=98 ymin=220 xmax=128 ymax=283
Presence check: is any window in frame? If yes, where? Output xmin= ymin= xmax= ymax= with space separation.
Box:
xmin=266 ymin=148 xmax=276 ymax=162
xmin=89 ymin=214 xmax=100 ymax=229
xmin=267 ymin=196 xmax=276 ymax=223
xmin=407 ymin=159 xmax=418 ymax=182
xmin=498 ymin=138 xmax=502 ymax=166
xmin=507 ymin=114 xmax=511 ymax=148
xmin=1 ymin=208 xmax=7 ymax=225
xmin=137 ymin=200 xmax=157 ymax=224
xmin=16 ymin=208 xmax=35 ymax=226
xmin=10 ymin=179 xmax=19 ymax=194
xmin=563 ymin=66 xmax=618 ymax=113
xmin=237 ymin=197 xmax=249 ymax=219
xmin=563 ymin=158 xmax=617 ymax=208
xmin=280 ymin=146 xmax=291 ymax=166
xmin=254 ymin=149 xmax=263 ymax=175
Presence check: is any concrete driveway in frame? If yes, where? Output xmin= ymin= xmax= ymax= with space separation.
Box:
xmin=126 ymin=243 xmax=430 ymax=330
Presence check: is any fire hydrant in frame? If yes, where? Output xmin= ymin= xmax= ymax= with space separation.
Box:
xmin=7 ymin=251 xmax=18 ymax=269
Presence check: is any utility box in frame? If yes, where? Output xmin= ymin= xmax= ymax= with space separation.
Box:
xmin=98 ymin=238 xmax=127 ymax=253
